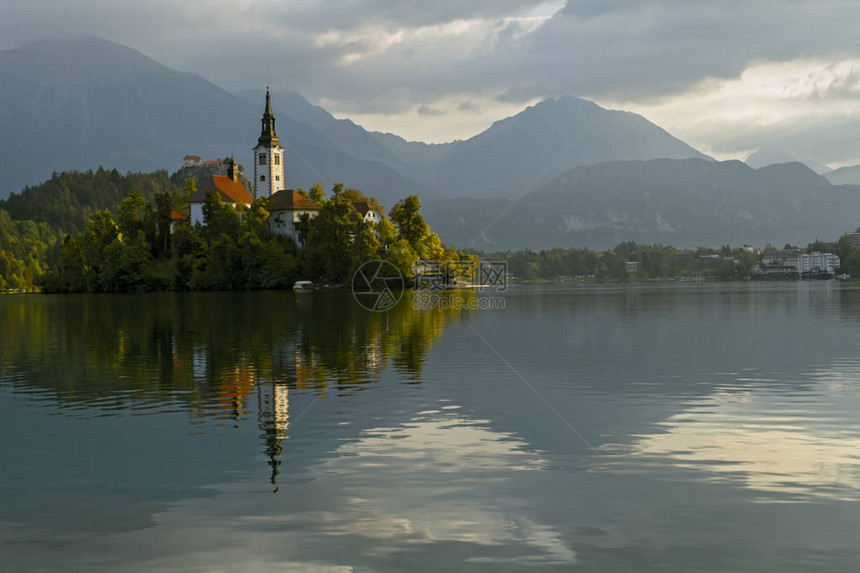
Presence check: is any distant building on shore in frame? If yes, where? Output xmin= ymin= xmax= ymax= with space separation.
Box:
xmin=754 ymin=248 xmax=839 ymax=277
xmin=798 ymin=252 xmax=840 ymax=274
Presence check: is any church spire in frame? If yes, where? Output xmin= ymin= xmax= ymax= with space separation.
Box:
xmin=258 ymin=87 xmax=279 ymax=147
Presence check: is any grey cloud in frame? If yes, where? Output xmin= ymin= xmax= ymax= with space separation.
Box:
xmin=263 ymin=0 xmax=551 ymax=30
xmin=810 ymin=68 xmax=860 ymax=101
xmin=686 ymin=113 xmax=860 ymax=167
xmin=417 ymin=104 xmax=446 ymax=116
xmin=497 ymin=0 xmax=860 ymax=99
xmin=457 ymin=101 xmax=481 ymax=113
xmin=5 ymin=0 xmax=860 ymax=152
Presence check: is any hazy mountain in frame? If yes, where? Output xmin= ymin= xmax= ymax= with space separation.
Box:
xmin=0 ymin=37 xmax=432 ymax=204
xmin=241 ymin=90 xmax=712 ymax=199
xmin=234 ymin=89 xmax=406 ymax=169
xmin=824 ymin=164 xmax=860 ymax=185
xmin=417 ymin=96 xmax=710 ymax=199
xmin=745 ymin=147 xmax=831 ymax=174
xmin=367 ymin=131 xmax=456 ymax=171
xmin=425 ymin=159 xmax=859 ymax=251
xmin=7 ymin=36 xmax=851 ymax=252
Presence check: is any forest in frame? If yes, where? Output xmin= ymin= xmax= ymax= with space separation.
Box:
xmin=0 ymin=167 xmax=471 ymax=292
xmin=3 ymin=167 xmax=860 ymax=292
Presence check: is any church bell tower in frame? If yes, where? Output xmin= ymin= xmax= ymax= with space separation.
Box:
xmin=253 ymin=88 xmax=285 ymax=199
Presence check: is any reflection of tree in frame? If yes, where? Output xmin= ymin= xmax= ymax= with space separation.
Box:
xmin=0 ymin=290 xmax=472 ymax=484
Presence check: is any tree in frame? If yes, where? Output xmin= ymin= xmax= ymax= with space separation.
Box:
xmin=308 ymin=183 xmax=325 ymax=205
xmin=351 ymin=220 xmax=381 ymax=264
xmin=303 ymin=190 xmax=354 ymax=282
xmin=100 ymin=231 xmax=152 ymax=292
xmin=386 ymin=239 xmax=418 ymax=279
xmin=376 ymin=217 xmax=397 ymax=246
xmin=389 ymin=195 xmax=431 ymax=256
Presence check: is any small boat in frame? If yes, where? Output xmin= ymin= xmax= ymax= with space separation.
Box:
xmin=293 ymin=280 xmax=314 ymax=291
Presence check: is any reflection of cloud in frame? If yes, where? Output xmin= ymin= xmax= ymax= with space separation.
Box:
xmin=313 ymin=410 xmax=576 ymax=564
xmin=620 ymin=370 xmax=860 ymax=501
xmin=56 ymin=408 xmax=575 ymax=570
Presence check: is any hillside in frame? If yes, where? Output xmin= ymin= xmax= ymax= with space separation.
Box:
xmin=424 ymin=159 xmax=859 ymax=251
xmin=824 ymin=164 xmax=860 ymax=186
xmin=0 ymin=169 xmax=177 ymax=235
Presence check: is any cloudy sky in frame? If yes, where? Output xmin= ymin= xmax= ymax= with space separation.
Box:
xmin=4 ymin=0 xmax=860 ymax=165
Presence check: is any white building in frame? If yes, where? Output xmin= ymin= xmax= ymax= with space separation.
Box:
xmin=252 ymin=89 xmax=285 ymax=200
xmin=351 ymin=201 xmax=382 ymax=224
xmin=798 ymin=252 xmax=840 ymax=274
xmin=183 ymin=155 xmax=203 ymax=168
xmin=267 ymin=190 xmax=321 ymax=244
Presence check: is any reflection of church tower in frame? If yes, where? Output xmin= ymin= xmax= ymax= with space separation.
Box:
xmin=258 ymin=382 xmax=289 ymax=487
xmin=252 ymin=88 xmax=285 ymax=199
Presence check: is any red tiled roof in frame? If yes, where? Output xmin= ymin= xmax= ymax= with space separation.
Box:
xmin=183 ymin=155 xmax=202 ymax=161
xmin=212 ymin=175 xmax=253 ymax=204
xmin=268 ymin=189 xmax=321 ymax=211
xmin=188 ymin=175 xmax=253 ymax=205
xmin=170 ymin=210 xmax=187 ymax=220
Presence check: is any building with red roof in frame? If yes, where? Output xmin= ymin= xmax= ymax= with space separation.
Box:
xmin=187 ymin=162 xmax=253 ymax=225
xmin=267 ymin=190 xmax=321 ymax=243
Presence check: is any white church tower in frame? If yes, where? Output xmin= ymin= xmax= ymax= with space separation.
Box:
xmin=253 ymin=88 xmax=285 ymax=199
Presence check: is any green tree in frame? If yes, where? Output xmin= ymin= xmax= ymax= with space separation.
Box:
xmin=308 ymin=183 xmax=325 ymax=205
xmin=389 ymin=195 xmax=431 ymax=256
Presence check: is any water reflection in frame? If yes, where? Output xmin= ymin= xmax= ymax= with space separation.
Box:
xmin=6 ymin=284 xmax=860 ymax=571
xmin=310 ymin=409 xmax=576 ymax=566
xmin=0 ymin=290 xmax=479 ymax=401
xmin=608 ymin=361 xmax=860 ymax=502
xmin=0 ymin=290 xmax=479 ymax=487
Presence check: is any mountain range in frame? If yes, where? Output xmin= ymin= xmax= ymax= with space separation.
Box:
xmin=3 ymin=36 xmax=860 ymax=249
xmin=426 ymin=158 xmax=860 ymax=251
xmin=1 ymin=37 xmax=707 ymax=203
xmin=0 ymin=37 xmax=432 ymax=206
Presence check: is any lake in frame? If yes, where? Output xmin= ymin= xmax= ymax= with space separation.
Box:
xmin=3 ymin=284 xmax=860 ymax=572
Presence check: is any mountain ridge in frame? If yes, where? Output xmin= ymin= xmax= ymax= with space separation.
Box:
xmin=0 ymin=37 xmax=433 ymax=205
xmin=423 ymin=158 xmax=855 ymax=251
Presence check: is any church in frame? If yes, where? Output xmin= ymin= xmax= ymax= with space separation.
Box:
xmin=187 ymin=89 xmax=321 ymax=243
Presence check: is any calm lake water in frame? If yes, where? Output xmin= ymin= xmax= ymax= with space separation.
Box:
xmin=3 ymin=284 xmax=860 ymax=571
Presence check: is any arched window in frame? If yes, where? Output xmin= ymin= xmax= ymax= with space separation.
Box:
xmin=260 ymin=175 xmax=265 ymax=181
